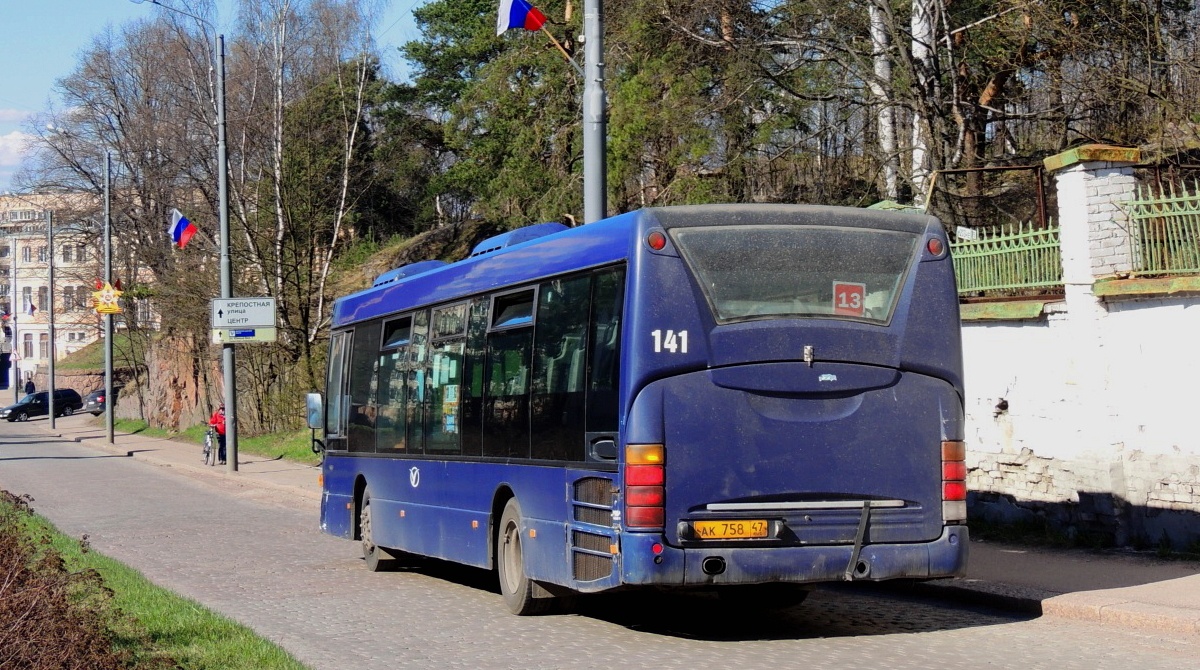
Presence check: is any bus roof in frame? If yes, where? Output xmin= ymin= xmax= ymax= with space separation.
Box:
xmin=333 ymin=212 xmax=638 ymax=328
xmin=332 ymin=204 xmax=943 ymax=329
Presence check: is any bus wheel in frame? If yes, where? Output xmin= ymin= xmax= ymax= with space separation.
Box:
xmin=497 ymin=498 xmax=551 ymax=615
xmin=360 ymin=490 xmax=397 ymax=572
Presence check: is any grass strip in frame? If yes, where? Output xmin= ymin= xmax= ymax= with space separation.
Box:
xmin=12 ymin=496 xmax=309 ymax=669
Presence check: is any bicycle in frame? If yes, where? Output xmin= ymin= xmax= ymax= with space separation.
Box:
xmin=202 ymin=428 xmax=217 ymax=466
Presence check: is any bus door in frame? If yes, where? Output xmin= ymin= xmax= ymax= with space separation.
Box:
xmin=323 ymin=330 xmax=352 ymax=452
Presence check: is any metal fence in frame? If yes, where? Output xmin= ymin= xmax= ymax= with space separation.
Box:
xmin=1125 ymin=183 xmax=1200 ymax=276
xmin=950 ymin=222 xmax=1062 ymax=296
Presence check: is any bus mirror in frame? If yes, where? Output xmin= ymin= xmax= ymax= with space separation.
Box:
xmin=305 ymin=392 xmax=324 ymax=430
xmin=590 ymin=437 xmax=618 ymax=461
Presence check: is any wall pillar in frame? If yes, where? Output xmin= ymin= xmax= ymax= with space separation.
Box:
xmin=1043 ymin=145 xmax=1141 ymax=541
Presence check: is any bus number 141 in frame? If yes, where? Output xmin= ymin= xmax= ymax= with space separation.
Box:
xmin=651 ymin=329 xmax=688 ymax=354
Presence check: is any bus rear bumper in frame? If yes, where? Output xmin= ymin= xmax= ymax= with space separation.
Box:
xmin=620 ymin=525 xmax=968 ymax=586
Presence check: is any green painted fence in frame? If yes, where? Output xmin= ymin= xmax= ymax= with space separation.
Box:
xmin=950 ymin=222 xmax=1062 ymax=296
xmin=1126 ymin=183 xmax=1200 ymax=276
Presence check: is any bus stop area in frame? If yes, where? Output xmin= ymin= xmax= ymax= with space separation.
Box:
xmin=38 ymin=414 xmax=1200 ymax=636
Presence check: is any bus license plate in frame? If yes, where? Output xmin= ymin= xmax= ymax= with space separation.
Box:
xmin=693 ymin=520 xmax=769 ymax=540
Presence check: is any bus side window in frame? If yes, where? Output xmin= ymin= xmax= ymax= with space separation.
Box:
xmin=587 ymin=268 xmax=625 ymax=436
xmin=376 ymin=316 xmax=412 ymax=454
xmin=460 ymin=298 xmax=489 ymax=457
xmin=531 ymin=275 xmax=590 ymax=461
xmin=406 ymin=309 xmax=430 ymax=455
xmin=347 ymin=320 xmax=382 ymax=453
xmin=483 ymin=289 xmax=535 ymax=460
xmin=427 ymin=303 xmax=467 ymax=455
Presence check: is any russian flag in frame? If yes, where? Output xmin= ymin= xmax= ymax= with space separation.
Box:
xmin=497 ymin=0 xmax=547 ymax=36
xmin=169 ymin=208 xmax=198 ymax=249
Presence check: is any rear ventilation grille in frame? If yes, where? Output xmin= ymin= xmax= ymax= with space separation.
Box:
xmin=573 ymin=552 xmax=613 ymax=582
xmin=571 ymin=478 xmax=616 ymax=582
xmin=574 ymin=477 xmax=614 ymax=506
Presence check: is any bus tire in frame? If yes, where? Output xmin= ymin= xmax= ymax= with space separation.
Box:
xmin=360 ymin=490 xmax=397 ymax=572
xmin=497 ymin=498 xmax=552 ymax=616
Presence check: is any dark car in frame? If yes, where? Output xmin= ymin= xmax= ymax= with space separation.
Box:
xmin=0 ymin=389 xmax=84 ymax=422
xmin=83 ymin=389 xmax=108 ymax=416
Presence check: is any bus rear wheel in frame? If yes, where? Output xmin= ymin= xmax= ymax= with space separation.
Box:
xmin=497 ymin=498 xmax=551 ymax=615
xmin=360 ymin=490 xmax=397 ymax=572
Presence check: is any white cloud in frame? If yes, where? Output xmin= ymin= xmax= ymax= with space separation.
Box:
xmin=0 ymin=131 xmax=32 ymax=166
xmin=0 ymin=109 xmax=32 ymax=123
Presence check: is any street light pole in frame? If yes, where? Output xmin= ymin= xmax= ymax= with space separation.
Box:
xmin=47 ymin=211 xmax=56 ymax=428
xmin=104 ymin=152 xmax=114 ymax=444
xmin=131 ymin=0 xmax=237 ymax=471
xmin=583 ymin=0 xmax=607 ymax=224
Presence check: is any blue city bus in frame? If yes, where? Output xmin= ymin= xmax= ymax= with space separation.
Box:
xmin=306 ymin=203 xmax=968 ymax=615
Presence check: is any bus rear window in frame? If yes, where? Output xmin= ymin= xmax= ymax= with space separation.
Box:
xmin=670 ymin=225 xmax=919 ymax=324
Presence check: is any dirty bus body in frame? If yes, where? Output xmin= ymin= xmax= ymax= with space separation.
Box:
xmin=309 ymin=204 xmax=968 ymax=615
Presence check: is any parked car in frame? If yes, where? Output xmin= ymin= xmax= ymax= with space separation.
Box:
xmin=0 ymin=389 xmax=85 ymax=422
xmin=83 ymin=389 xmax=108 ymax=416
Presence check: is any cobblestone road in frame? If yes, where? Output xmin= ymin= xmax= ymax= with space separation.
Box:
xmin=2 ymin=422 xmax=1198 ymax=669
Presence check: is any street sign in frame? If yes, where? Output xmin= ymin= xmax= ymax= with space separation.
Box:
xmin=212 ymin=298 xmax=276 ymax=329
xmin=212 ymin=327 xmax=278 ymax=343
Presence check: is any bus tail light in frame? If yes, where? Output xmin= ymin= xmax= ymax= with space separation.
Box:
xmin=625 ymin=444 xmax=664 ymax=531
xmin=942 ymin=440 xmax=967 ymax=523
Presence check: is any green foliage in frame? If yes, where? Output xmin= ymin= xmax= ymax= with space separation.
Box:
xmin=0 ymin=491 xmax=305 ymax=669
xmin=56 ymin=333 xmax=151 ymax=372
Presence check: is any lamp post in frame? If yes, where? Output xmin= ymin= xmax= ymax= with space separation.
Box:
xmin=130 ymin=0 xmax=236 ymax=471
xmin=583 ymin=0 xmax=607 ymax=224
xmin=104 ymin=153 xmax=114 ymax=444
xmin=47 ymin=211 xmax=56 ymax=429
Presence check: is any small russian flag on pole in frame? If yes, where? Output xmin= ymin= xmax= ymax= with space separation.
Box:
xmin=169 ymin=208 xmax=198 ymax=249
xmin=497 ymin=0 xmax=547 ymax=36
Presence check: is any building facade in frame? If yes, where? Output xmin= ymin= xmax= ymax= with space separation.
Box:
xmin=1 ymin=193 xmax=108 ymax=389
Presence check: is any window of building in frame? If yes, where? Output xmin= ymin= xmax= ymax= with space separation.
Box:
xmin=63 ymin=286 xmax=74 ymax=312
xmin=38 ymin=287 xmax=48 ymax=312
xmin=22 ymin=246 xmax=30 ymax=263
xmin=38 ymin=333 xmax=48 ymax=359
xmin=62 ymin=245 xmax=72 ymax=263
xmin=78 ymin=286 xmax=90 ymax=311
xmin=37 ymin=246 xmax=47 ymax=263
xmin=22 ymin=333 xmax=32 ymax=359
xmin=22 ymin=287 xmax=31 ymax=311
xmin=0 ymin=244 xmax=9 ymax=258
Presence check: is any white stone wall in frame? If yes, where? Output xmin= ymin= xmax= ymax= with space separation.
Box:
xmin=964 ymin=296 xmax=1200 ymax=547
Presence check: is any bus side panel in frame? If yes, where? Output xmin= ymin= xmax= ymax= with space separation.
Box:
xmin=322 ymin=455 xmax=623 ymax=588
xmin=320 ymin=455 xmax=357 ymax=539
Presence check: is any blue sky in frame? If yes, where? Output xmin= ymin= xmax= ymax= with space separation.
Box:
xmin=0 ymin=0 xmax=422 ymax=193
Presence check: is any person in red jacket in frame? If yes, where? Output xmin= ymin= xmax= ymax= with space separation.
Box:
xmin=208 ymin=404 xmax=227 ymax=465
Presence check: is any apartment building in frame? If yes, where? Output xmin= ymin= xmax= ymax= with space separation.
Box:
xmin=0 ymin=192 xmax=118 ymax=388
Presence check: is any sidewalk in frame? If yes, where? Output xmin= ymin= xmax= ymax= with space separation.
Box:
xmin=39 ymin=414 xmax=1200 ymax=635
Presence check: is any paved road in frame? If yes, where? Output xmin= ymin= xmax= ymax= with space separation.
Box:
xmin=3 ymin=419 xmax=1199 ymax=669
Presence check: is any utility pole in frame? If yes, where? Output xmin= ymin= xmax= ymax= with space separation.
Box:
xmin=47 ymin=211 xmax=56 ymax=428
xmin=104 ymin=152 xmax=114 ymax=444
xmin=583 ymin=0 xmax=607 ymax=224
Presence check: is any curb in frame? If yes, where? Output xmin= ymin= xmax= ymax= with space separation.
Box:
xmin=908 ymin=578 xmax=1200 ymax=635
